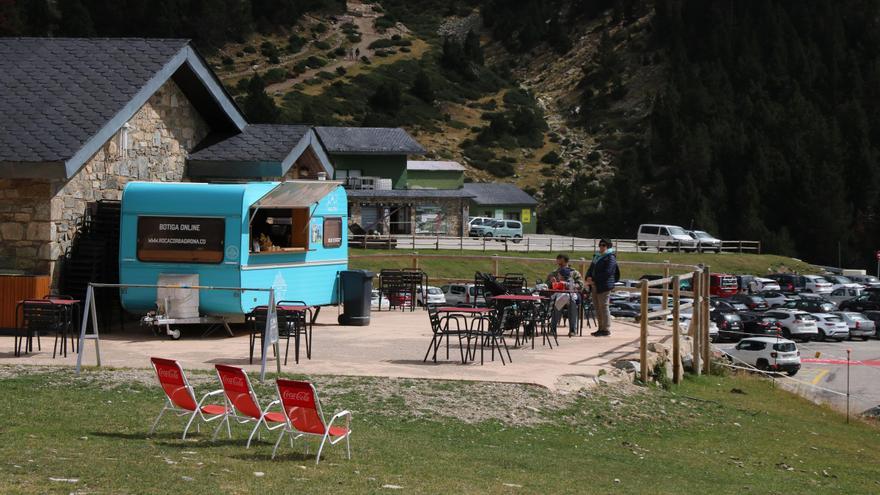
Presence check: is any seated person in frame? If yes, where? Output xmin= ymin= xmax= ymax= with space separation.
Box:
xmin=546 ymin=254 xmax=584 ymax=337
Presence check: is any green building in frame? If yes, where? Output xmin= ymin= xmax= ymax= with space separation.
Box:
xmin=462 ymin=183 xmax=538 ymax=234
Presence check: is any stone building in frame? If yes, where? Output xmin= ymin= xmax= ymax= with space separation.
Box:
xmin=0 ymin=38 xmax=331 ymax=280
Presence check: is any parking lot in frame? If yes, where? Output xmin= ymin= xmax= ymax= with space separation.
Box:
xmin=716 ymin=339 xmax=880 ymax=415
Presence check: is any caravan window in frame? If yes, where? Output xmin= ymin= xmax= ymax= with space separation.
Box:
xmin=250 ymin=207 xmax=310 ymax=253
xmin=323 ymin=217 xmax=343 ymax=248
xmin=136 ymin=216 xmax=225 ymax=263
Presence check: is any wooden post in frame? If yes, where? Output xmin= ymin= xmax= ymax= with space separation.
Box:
xmin=702 ymin=267 xmax=712 ymax=374
xmin=571 ymin=237 xmax=575 ymax=252
xmin=593 ymin=238 xmax=597 ymax=252
xmin=460 ymin=235 xmax=463 ymax=251
xmin=661 ymin=261 xmax=670 ymax=312
xmin=692 ymin=269 xmax=701 ymax=376
xmin=672 ymin=275 xmax=682 ymax=384
xmin=639 ymin=279 xmax=649 ymax=384
xmin=412 ymin=252 xmax=419 ymax=270
xmin=436 ymin=234 xmax=440 ymax=250
xmin=493 ymin=255 xmax=500 ymax=276
xmin=550 ymin=237 xmax=553 ymax=252
xmin=482 ymin=236 xmax=486 ymax=252
xmin=526 ymin=236 xmax=530 ymax=253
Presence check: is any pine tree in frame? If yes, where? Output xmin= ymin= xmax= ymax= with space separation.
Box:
xmin=410 ymin=69 xmax=434 ymax=103
xmin=242 ymin=74 xmax=280 ymax=123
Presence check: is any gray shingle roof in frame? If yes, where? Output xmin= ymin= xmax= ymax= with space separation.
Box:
xmin=347 ymin=189 xmax=474 ymax=199
xmin=189 ymin=124 xmax=310 ymax=162
xmin=315 ymin=126 xmax=426 ymax=155
xmin=406 ymin=160 xmax=465 ymax=171
xmin=462 ymin=183 xmax=537 ymax=206
xmin=0 ymin=38 xmax=189 ymax=165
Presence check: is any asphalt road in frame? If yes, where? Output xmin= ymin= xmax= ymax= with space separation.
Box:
xmin=716 ymin=339 xmax=880 ymax=416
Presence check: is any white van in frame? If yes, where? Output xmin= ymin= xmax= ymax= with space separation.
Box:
xmin=637 ymin=224 xmax=697 ymax=252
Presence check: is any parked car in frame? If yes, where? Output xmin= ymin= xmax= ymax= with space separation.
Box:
xmin=831 ymin=311 xmax=876 ymax=340
xmin=862 ymin=310 xmax=880 ymax=332
xmin=803 ymin=275 xmax=833 ymax=294
xmin=467 ymin=217 xmax=495 ymax=237
xmin=388 ymin=291 xmax=413 ymax=308
xmin=764 ymin=310 xmax=819 ymax=341
xmin=736 ymin=275 xmax=756 ymax=294
xmin=610 ymin=301 xmax=641 ymax=318
xmin=687 ymin=230 xmax=722 ymax=252
xmin=846 ymin=274 xmax=880 ymax=288
xmin=684 ymin=318 xmax=719 ymax=342
xmin=766 ymin=273 xmax=807 ymax=292
xmin=756 ymin=290 xmax=793 ymax=308
xmin=469 ymin=219 xmax=500 ymax=237
xmin=722 ymin=337 xmax=801 ymax=376
xmin=637 ymin=224 xmax=697 ymax=252
xmin=710 ymin=297 xmax=748 ymax=313
xmin=417 ymin=286 xmax=446 ymax=306
xmin=440 ymin=283 xmax=486 ymax=307
xmin=828 ymin=286 xmax=864 ymax=306
xmin=370 ymin=289 xmax=390 ymax=310
xmin=779 ymin=299 xmax=837 ymax=314
xmin=738 ymin=311 xmax=783 ymax=337
xmin=727 ymin=294 xmax=770 ymax=311
xmin=811 ymin=313 xmax=850 ymax=342
xmin=709 ymin=274 xmax=739 ymax=297
xmin=711 ymin=311 xmax=744 ymax=341
xmin=754 ymin=277 xmax=781 ymax=292
xmin=823 ymin=274 xmax=862 ymax=291
xmin=482 ymin=220 xmax=523 ymax=242
xmin=837 ymin=288 xmax=880 ymax=312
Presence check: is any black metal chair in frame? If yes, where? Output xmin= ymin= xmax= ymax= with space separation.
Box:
xmin=16 ymin=300 xmax=66 ymax=357
xmin=468 ymin=307 xmax=513 ymax=365
xmin=277 ymin=300 xmax=312 ymax=364
xmin=248 ymin=306 xmax=289 ymax=365
xmin=423 ymin=306 xmax=463 ymax=363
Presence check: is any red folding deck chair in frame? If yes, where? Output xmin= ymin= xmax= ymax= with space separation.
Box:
xmin=148 ymin=357 xmax=230 ymax=439
xmin=272 ymin=379 xmax=352 ymax=464
xmin=213 ymin=364 xmax=285 ymax=448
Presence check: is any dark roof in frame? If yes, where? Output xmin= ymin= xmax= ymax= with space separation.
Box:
xmin=0 ymin=37 xmax=245 ymax=178
xmin=462 ymin=183 xmax=537 ymax=206
xmin=190 ymin=125 xmax=310 ymax=162
xmin=315 ymin=126 xmax=425 ymax=155
xmin=347 ymin=189 xmax=474 ymax=199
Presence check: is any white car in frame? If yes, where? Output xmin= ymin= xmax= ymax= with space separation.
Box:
xmin=722 ymin=337 xmax=801 ymax=376
xmin=846 ymin=274 xmax=880 ymax=289
xmin=811 ymin=313 xmax=850 ymax=342
xmin=682 ymin=318 xmax=719 ymax=342
xmin=637 ymin=224 xmax=697 ymax=252
xmin=370 ymin=290 xmax=390 ymax=309
xmin=688 ymin=230 xmax=722 ymax=252
xmin=823 ymin=275 xmax=863 ymax=292
xmin=831 ymin=311 xmax=876 ymax=340
xmin=803 ymin=275 xmax=833 ymax=294
xmin=417 ymin=286 xmax=446 ymax=306
xmin=828 ymin=286 xmax=864 ymax=306
xmin=754 ymin=277 xmax=781 ymax=292
xmin=440 ymin=283 xmax=486 ymax=307
xmin=757 ymin=290 xmax=791 ymax=308
xmin=764 ymin=310 xmax=820 ymax=341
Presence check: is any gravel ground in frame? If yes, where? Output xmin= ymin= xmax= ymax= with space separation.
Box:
xmin=0 ymin=364 xmax=642 ymax=427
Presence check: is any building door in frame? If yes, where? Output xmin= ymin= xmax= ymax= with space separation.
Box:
xmin=360 ymin=206 xmax=382 ymax=234
xmin=390 ymin=206 xmax=411 ymax=235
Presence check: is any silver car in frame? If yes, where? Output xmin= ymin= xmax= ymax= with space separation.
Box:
xmin=831 ymin=311 xmax=876 ymax=340
xmin=811 ymin=313 xmax=850 ymax=342
xmin=688 ymin=230 xmax=722 ymax=252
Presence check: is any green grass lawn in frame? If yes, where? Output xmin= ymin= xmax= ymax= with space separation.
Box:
xmin=350 ymin=249 xmax=816 ymax=283
xmin=1 ymin=367 xmax=877 ymax=494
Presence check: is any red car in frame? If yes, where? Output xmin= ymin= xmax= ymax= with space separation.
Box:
xmin=710 ymin=274 xmax=739 ymax=298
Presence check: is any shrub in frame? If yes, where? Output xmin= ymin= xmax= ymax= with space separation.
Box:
xmin=541 ymin=150 xmax=562 ymax=164
xmin=243 ymin=45 xmax=256 ymax=54
xmin=221 ymin=56 xmax=234 ymax=66
xmin=313 ymin=40 xmax=331 ymax=50
xmin=487 ymin=161 xmax=515 ymax=177
xmin=236 ymin=51 xmax=244 ymax=57
xmin=288 ymin=34 xmax=306 ymax=53
xmin=391 ymin=34 xmax=401 ymax=41
xmin=267 ymin=54 xmax=280 ymax=64
xmin=305 ymin=56 xmax=327 ymax=68
xmin=263 ymin=68 xmax=289 ymax=84
xmin=335 ymin=66 xmax=347 ymax=75
xmin=375 ymin=15 xmax=396 ymax=31
xmin=368 ymin=39 xmax=395 ymax=50
xmin=400 ymin=47 xmax=411 ymax=53
xmin=540 ymin=166 xmax=555 ymax=176
xmin=317 ymin=70 xmax=337 ymax=80
xmin=335 ymin=47 xmax=347 ymax=56
xmin=312 ymin=22 xmax=328 ymax=34
xmin=347 ymin=33 xmax=362 ymax=43
xmin=360 ymin=55 xmax=371 ymax=64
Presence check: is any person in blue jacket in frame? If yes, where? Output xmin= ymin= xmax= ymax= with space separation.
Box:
xmin=586 ymin=238 xmax=619 ymax=336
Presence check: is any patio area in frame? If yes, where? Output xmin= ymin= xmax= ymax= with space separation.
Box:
xmin=0 ymin=309 xmax=670 ymax=390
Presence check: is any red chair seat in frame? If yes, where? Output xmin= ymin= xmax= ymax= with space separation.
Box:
xmin=264 ymin=412 xmax=286 ymax=423
xmin=200 ymin=404 xmax=227 ymax=415
xmin=328 ymin=425 xmax=349 ymax=437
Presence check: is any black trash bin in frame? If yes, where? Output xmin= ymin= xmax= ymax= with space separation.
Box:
xmin=338 ymin=269 xmax=374 ymax=326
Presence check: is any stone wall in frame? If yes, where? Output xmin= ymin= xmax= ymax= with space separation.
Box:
xmin=0 ymin=79 xmax=210 ymax=276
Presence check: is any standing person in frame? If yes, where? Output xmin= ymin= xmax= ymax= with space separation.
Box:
xmin=586 ymin=239 xmax=618 ymax=337
xmin=547 ymin=254 xmax=583 ymax=337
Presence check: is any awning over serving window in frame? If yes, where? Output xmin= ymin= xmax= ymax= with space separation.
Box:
xmin=253 ymin=180 xmax=342 ymax=209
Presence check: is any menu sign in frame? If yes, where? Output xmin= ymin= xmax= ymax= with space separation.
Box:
xmin=137 ymin=216 xmax=225 ymax=263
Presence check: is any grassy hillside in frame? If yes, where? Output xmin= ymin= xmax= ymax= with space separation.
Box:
xmin=350 ymin=249 xmax=816 ymax=283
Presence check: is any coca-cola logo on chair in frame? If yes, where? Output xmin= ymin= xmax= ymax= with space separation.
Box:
xmin=282 ymin=390 xmax=311 ymax=403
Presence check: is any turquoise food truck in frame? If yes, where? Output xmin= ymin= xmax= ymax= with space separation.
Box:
xmin=119 ymin=181 xmax=347 ymax=332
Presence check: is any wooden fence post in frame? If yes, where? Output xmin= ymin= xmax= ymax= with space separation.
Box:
xmin=661 ymin=261 xmax=670 ymax=311
xmin=482 ymin=236 xmax=486 ymax=252
xmin=692 ymin=269 xmax=701 ymax=376
xmin=640 ymin=279 xmax=649 ymax=384
xmin=593 ymin=238 xmax=597 ymax=252
xmin=492 ymin=255 xmax=500 ymax=276
xmin=550 ymin=237 xmax=553 ymax=252
xmin=571 ymin=237 xmax=575 ymax=252
xmin=526 ymin=236 xmax=530 ymax=253
xmin=672 ymin=275 xmax=682 ymax=384
xmin=702 ymin=266 xmax=712 ymax=375
xmin=412 ymin=252 xmax=419 ymax=270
